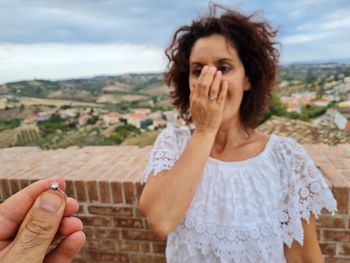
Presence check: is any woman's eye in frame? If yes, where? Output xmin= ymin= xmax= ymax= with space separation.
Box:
xmin=219 ymin=65 xmax=231 ymax=73
xmin=191 ymin=68 xmax=202 ymax=76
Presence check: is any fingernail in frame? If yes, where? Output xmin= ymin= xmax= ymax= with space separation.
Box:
xmin=40 ymin=192 xmax=63 ymax=213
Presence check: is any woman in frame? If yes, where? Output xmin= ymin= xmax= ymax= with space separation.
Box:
xmin=139 ymin=3 xmax=337 ymax=263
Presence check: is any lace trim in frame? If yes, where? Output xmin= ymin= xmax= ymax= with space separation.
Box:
xmin=141 ymin=126 xmax=186 ymax=184
xmin=279 ymin=179 xmax=337 ymax=247
xmin=276 ymin=137 xmax=338 ymax=247
xmin=142 ymin=150 xmax=177 ymax=183
xmin=170 ymin=217 xmax=285 ymax=262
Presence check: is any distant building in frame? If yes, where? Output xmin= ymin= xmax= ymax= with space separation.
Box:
xmin=334 ymin=101 xmax=350 ymax=130
xmin=59 ymin=109 xmax=78 ymax=119
xmin=148 ymin=111 xmax=162 ymax=120
xmin=79 ymin=114 xmax=92 ymax=126
xmin=23 ymin=115 xmax=37 ymax=125
xmin=134 ymin=108 xmax=151 ymax=115
xmin=127 ymin=113 xmax=148 ymax=128
xmin=312 ymin=97 xmax=332 ymax=107
xmin=36 ymin=111 xmax=53 ymax=122
xmin=100 ymin=112 xmax=120 ymax=127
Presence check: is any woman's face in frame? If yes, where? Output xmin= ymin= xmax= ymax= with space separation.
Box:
xmin=188 ymin=34 xmax=250 ymax=124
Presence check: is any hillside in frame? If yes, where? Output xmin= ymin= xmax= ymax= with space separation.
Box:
xmin=0 ymin=73 xmax=169 ymax=104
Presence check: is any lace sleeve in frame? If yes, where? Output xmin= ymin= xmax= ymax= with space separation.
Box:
xmin=141 ymin=126 xmax=180 ymax=184
xmin=279 ymin=138 xmax=337 ymax=247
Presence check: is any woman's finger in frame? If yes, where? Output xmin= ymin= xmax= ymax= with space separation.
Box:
xmin=0 ymin=177 xmax=66 ymax=240
xmin=189 ymin=84 xmax=197 ymax=101
xmin=218 ymin=80 xmax=229 ymax=104
xmin=197 ymin=66 xmax=209 ymax=97
xmin=44 ymin=231 xmax=85 ymax=263
xmin=209 ymin=70 xmax=222 ymax=101
xmin=199 ymin=66 xmax=216 ymax=98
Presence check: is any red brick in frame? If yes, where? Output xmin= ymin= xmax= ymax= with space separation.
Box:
xmin=139 ymin=242 xmax=151 ymax=253
xmin=87 ymin=251 xmax=129 ymax=262
xmin=95 ymin=228 xmax=120 ymax=239
xmin=319 ymin=164 xmax=348 ymax=188
xmin=65 ymin=180 xmax=76 ymax=199
xmin=9 ymin=179 xmax=20 ymax=194
xmin=75 ymin=180 xmax=87 ymax=202
xmin=111 ymin=182 xmax=122 ymax=204
xmin=338 ymin=242 xmax=350 ymax=256
xmin=135 ymin=182 xmax=144 ymax=200
xmin=317 ymin=215 xmax=347 ymax=229
xmin=86 ymin=181 xmax=99 ymax=202
xmin=85 ymin=239 xmax=116 ymax=250
xmin=152 ymin=242 xmax=167 ymax=254
xmin=121 ymin=229 xmax=163 ymax=241
xmin=325 ymin=257 xmax=350 ymax=263
xmin=79 ymin=215 xmax=113 ymax=226
xmin=319 ymin=242 xmax=336 ymax=256
xmin=130 ymin=254 xmax=166 ymax=263
xmin=19 ymin=179 xmax=30 ymax=190
xmin=323 ymin=230 xmax=350 ymax=241
xmin=118 ymin=241 xmax=139 ymax=252
xmin=82 ymin=226 xmax=94 ymax=238
xmin=72 ymin=258 xmax=87 ymax=263
xmin=0 ymin=179 xmax=11 ymax=200
xmin=88 ymin=205 xmax=133 ymax=216
xmin=123 ymin=182 xmax=135 ymax=204
xmin=77 ymin=203 xmax=85 ymax=214
xmin=99 ymin=181 xmax=111 ymax=203
xmin=135 ymin=207 xmax=145 ymax=217
xmin=115 ymin=217 xmax=144 ymax=229
xmin=316 ymin=229 xmax=321 ymax=240
xmin=332 ymin=187 xmax=348 ymax=214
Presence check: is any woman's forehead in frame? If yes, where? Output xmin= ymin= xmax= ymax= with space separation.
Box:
xmin=189 ymin=34 xmax=239 ymax=63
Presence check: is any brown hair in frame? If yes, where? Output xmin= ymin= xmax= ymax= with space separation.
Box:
xmin=164 ymin=2 xmax=280 ymax=129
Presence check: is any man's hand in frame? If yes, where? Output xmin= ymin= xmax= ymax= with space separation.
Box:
xmin=0 ymin=177 xmax=85 ymax=263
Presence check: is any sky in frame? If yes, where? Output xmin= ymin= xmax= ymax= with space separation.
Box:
xmin=0 ymin=0 xmax=349 ymax=84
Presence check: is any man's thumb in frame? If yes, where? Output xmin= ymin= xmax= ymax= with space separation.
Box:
xmin=7 ymin=190 xmax=65 ymax=262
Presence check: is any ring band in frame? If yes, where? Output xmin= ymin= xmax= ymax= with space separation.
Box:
xmin=49 ymin=182 xmax=67 ymax=200
xmin=209 ymin=95 xmax=217 ymax=101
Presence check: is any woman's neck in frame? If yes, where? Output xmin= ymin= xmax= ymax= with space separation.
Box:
xmin=213 ymin=117 xmax=254 ymax=153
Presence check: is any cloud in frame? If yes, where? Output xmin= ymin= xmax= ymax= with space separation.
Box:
xmin=281 ymin=32 xmax=332 ymax=44
xmin=0 ymin=43 xmax=165 ymax=83
xmin=296 ymin=9 xmax=350 ymax=31
xmin=0 ymin=0 xmax=349 ymax=81
xmin=0 ymin=0 xmax=203 ymax=45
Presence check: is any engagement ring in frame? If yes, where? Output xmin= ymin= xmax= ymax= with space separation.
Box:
xmin=49 ymin=182 xmax=67 ymax=200
xmin=209 ymin=96 xmax=217 ymax=100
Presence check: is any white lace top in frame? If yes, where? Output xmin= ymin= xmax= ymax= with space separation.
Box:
xmin=141 ymin=125 xmax=337 ymax=263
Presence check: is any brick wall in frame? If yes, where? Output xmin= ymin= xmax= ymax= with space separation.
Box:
xmin=0 ymin=142 xmax=349 ymax=262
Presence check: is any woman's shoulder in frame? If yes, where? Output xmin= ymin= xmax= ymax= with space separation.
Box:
xmin=270 ymin=133 xmax=312 ymax=166
xmin=271 ymin=133 xmax=300 ymax=152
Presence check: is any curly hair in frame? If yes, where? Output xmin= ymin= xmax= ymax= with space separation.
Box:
xmin=164 ymin=2 xmax=280 ymax=130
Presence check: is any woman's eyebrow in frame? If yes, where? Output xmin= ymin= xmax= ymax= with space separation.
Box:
xmin=190 ymin=58 xmax=234 ymax=66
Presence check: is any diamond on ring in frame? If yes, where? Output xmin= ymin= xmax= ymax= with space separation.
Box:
xmin=50 ymin=182 xmax=60 ymax=190
xmin=49 ymin=181 xmax=67 ymax=199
